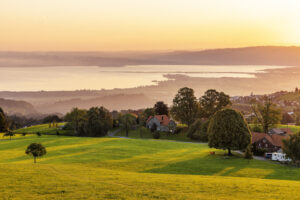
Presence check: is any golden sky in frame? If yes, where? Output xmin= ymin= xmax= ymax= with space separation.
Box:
xmin=0 ymin=0 xmax=300 ymax=51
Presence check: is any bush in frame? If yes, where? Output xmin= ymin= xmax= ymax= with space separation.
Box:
xmin=152 ymin=131 xmax=160 ymax=139
xmin=174 ymin=126 xmax=187 ymax=135
xmin=186 ymin=119 xmax=208 ymax=142
xmin=36 ymin=132 xmax=41 ymax=136
xmin=253 ymin=147 xmax=267 ymax=156
xmin=251 ymin=125 xmax=263 ymax=133
xmin=283 ymin=132 xmax=300 ymax=165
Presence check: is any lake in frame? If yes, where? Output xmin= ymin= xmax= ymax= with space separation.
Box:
xmin=0 ymin=65 xmax=286 ymax=91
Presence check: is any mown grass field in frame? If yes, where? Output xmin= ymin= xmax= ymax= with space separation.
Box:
xmin=0 ymin=126 xmax=300 ymax=199
xmin=115 ymin=127 xmax=193 ymax=142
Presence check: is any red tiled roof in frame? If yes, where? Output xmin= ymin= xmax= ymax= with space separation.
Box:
xmin=147 ymin=115 xmax=171 ymax=126
xmin=251 ymin=128 xmax=292 ymax=147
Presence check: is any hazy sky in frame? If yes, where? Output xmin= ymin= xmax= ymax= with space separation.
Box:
xmin=1 ymin=0 xmax=300 ymax=51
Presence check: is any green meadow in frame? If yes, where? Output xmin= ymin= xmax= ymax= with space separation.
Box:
xmin=0 ymin=126 xmax=299 ymax=199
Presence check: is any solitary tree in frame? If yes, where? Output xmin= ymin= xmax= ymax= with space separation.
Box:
xmin=208 ymin=109 xmax=251 ymax=156
xmin=251 ymin=96 xmax=281 ymax=133
xmin=25 ymin=143 xmax=47 ymax=163
xmin=154 ymin=101 xmax=169 ymax=116
xmin=171 ymin=87 xmax=198 ymax=126
xmin=283 ymin=132 xmax=300 ymax=165
xmin=119 ymin=114 xmax=136 ymax=137
xmin=199 ymin=89 xmax=231 ymax=119
xmin=3 ymin=131 xmax=15 ymax=140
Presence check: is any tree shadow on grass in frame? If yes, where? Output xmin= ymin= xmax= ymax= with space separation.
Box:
xmin=141 ymin=153 xmax=300 ymax=181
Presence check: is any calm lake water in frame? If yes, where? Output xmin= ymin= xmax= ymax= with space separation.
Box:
xmin=0 ymin=65 xmax=286 ymax=91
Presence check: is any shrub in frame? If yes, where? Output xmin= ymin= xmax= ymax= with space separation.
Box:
xmin=36 ymin=132 xmax=41 ymax=136
xmin=152 ymin=131 xmax=160 ymax=139
xmin=251 ymin=125 xmax=263 ymax=133
xmin=283 ymin=132 xmax=300 ymax=165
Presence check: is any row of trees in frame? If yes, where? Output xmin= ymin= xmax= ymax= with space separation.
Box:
xmin=65 ymin=107 xmax=112 ymax=137
xmin=171 ymin=88 xmax=231 ymax=125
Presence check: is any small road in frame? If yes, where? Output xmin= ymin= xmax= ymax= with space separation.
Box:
xmin=107 ymin=128 xmax=121 ymax=137
xmin=234 ymin=150 xmax=266 ymax=161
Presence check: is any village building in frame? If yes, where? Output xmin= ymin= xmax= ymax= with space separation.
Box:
xmin=146 ymin=115 xmax=176 ymax=132
xmin=251 ymin=128 xmax=293 ymax=152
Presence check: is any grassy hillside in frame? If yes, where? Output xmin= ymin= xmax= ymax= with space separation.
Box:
xmin=115 ymin=127 xmax=193 ymax=142
xmin=0 ymin=132 xmax=300 ymax=199
xmin=13 ymin=123 xmax=73 ymax=136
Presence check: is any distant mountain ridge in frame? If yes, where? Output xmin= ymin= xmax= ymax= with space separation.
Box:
xmin=0 ymin=98 xmax=37 ymax=116
xmin=36 ymin=93 xmax=154 ymax=114
xmin=1 ymin=46 xmax=300 ymax=67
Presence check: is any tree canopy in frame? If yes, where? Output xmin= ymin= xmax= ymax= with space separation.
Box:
xmin=65 ymin=108 xmax=88 ymax=135
xmin=199 ymin=89 xmax=231 ymax=119
xmin=154 ymin=101 xmax=169 ymax=116
xmin=170 ymin=87 xmax=198 ymax=126
xmin=208 ymin=109 xmax=251 ymax=155
xmin=283 ymin=132 xmax=300 ymax=165
xmin=25 ymin=143 xmax=47 ymax=163
xmin=65 ymin=107 xmax=112 ymax=137
xmin=186 ymin=119 xmax=208 ymax=141
xmin=251 ymin=96 xmax=281 ymax=133
xmin=85 ymin=107 xmax=113 ymax=137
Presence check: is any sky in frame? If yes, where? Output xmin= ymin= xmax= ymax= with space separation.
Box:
xmin=0 ymin=0 xmax=300 ymax=51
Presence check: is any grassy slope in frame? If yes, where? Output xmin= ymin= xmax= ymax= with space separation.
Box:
xmin=13 ymin=123 xmax=74 ymax=136
xmin=115 ymin=127 xmax=193 ymax=142
xmin=0 ymin=132 xmax=300 ymax=199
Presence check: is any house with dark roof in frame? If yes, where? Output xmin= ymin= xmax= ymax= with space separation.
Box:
xmin=146 ymin=115 xmax=176 ymax=132
xmin=251 ymin=128 xmax=293 ymax=152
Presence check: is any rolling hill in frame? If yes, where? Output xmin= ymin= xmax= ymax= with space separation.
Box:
xmin=0 ymin=130 xmax=299 ymax=199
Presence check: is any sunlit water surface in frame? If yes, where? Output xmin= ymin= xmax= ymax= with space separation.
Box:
xmin=0 ymin=65 xmax=286 ymax=91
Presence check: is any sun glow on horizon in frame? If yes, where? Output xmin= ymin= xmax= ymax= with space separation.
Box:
xmin=0 ymin=0 xmax=300 ymax=51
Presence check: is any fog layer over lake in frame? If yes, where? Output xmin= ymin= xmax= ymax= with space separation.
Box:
xmin=0 ymin=65 xmax=286 ymax=91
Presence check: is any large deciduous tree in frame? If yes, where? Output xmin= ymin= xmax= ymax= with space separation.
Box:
xmin=199 ymin=89 xmax=231 ymax=119
xmin=154 ymin=101 xmax=169 ymax=116
xmin=25 ymin=143 xmax=47 ymax=163
xmin=251 ymin=96 xmax=281 ymax=133
xmin=208 ymin=109 xmax=251 ymax=156
xmin=170 ymin=87 xmax=198 ymax=126
xmin=283 ymin=132 xmax=300 ymax=165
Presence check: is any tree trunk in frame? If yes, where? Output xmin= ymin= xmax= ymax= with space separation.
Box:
xmin=34 ymin=157 xmax=36 ymax=163
xmin=228 ymin=148 xmax=232 ymax=156
xmin=126 ymin=129 xmax=128 ymax=137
